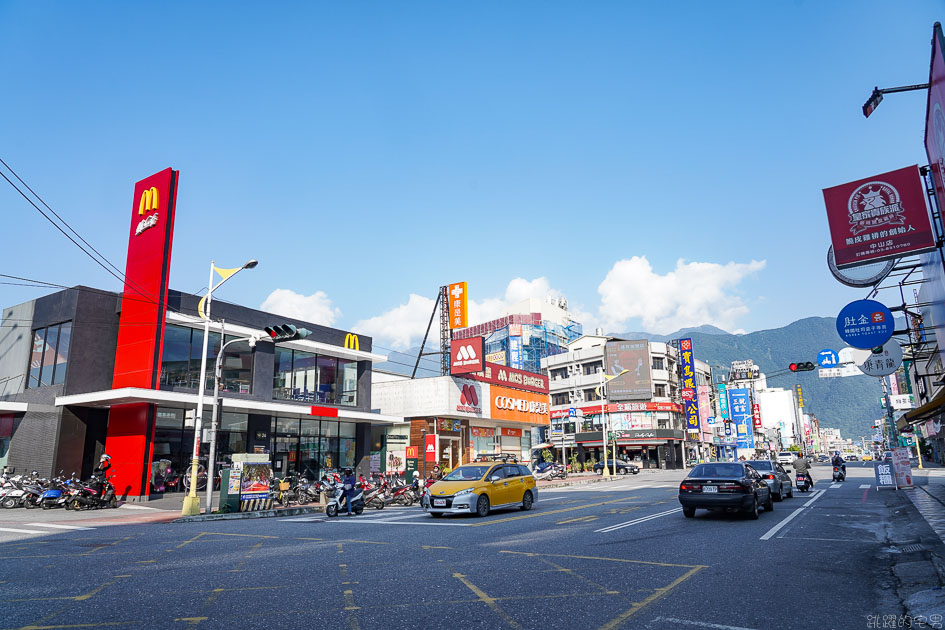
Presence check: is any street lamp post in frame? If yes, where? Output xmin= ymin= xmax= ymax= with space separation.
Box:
xmin=181 ymin=259 xmax=258 ymax=517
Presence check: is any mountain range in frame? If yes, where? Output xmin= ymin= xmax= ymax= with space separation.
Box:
xmin=374 ymin=317 xmax=883 ymax=441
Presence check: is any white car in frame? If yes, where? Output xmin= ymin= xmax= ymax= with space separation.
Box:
xmin=776 ymin=452 xmax=795 ymax=465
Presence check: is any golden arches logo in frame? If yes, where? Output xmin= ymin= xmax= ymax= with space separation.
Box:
xmin=138 ymin=187 xmax=160 ymax=215
xmin=344 ymin=333 xmax=359 ymax=351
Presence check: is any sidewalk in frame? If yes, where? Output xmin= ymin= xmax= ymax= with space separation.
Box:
xmin=892 ymin=466 xmax=945 ymax=621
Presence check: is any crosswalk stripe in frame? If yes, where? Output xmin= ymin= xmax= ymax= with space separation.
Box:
xmin=830 ymin=483 xmax=842 ymax=489
xmin=0 ymin=527 xmax=48 ymax=535
xmin=859 ymin=484 xmax=871 ymax=489
xmin=25 ymin=523 xmax=95 ymax=530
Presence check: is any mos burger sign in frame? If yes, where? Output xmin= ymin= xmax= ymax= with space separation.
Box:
xmin=450 ymin=337 xmax=484 ymax=375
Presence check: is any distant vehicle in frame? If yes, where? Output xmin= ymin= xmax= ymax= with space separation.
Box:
xmin=678 ymin=462 xmax=773 ymax=519
xmin=861 ymin=454 xmax=873 ymax=462
xmin=845 ymin=454 xmax=858 ymax=462
xmin=593 ymin=459 xmax=640 ymax=475
xmin=817 ymin=454 xmax=829 ymax=463
xmin=777 ymin=452 xmax=795 ymax=465
xmin=882 ymin=451 xmax=893 ymax=462
xmin=745 ymin=460 xmax=794 ymax=501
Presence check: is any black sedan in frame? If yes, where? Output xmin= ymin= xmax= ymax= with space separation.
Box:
xmin=593 ymin=459 xmax=640 ymax=475
xmin=678 ymin=462 xmax=773 ymax=519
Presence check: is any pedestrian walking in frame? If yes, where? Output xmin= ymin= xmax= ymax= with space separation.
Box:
xmin=343 ymin=468 xmax=356 ymax=516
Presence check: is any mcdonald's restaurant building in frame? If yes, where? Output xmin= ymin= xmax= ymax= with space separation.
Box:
xmin=0 ymin=168 xmax=401 ymax=499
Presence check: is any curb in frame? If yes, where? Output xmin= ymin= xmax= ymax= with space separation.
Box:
xmin=173 ymin=504 xmax=325 ymax=523
xmin=538 ymin=475 xmax=623 ymax=490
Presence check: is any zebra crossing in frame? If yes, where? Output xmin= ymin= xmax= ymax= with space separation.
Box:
xmin=0 ymin=521 xmax=97 ymax=542
xmin=551 ymin=481 xmax=676 ymax=493
xmin=280 ymin=506 xmax=434 ymax=526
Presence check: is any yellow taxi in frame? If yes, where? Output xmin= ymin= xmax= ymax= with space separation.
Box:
xmin=423 ymin=462 xmax=538 ymax=517
xmin=861 ymin=453 xmax=873 ymax=461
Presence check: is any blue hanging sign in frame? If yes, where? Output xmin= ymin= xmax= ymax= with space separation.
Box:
xmin=836 ymin=299 xmax=894 ymax=349
xmin=817 ymin=349 xmax=839 ymax=368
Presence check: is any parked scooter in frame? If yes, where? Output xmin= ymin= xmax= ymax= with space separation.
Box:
xmin=66 ymin=474 xmax=118 ymax=510
xmin=324 ymin=477 xmax=364 ymax=517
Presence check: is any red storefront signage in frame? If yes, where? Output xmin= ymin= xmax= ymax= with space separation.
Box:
xmin=405 ymin=445 xmax=418 ymax=459
xmin=823 ymin=165 xmax=935 ymax=268
xmin=752 ymin=403 xmax=762 ymax=428
xmin=470 ymin=427 xmax=495 ymax=438
xmin=424 ymin=434 xmax=437 ymax=462
xmin=108 ymin=168 xmax=180 ymax=499
xmin=501 ymin=427 xmax=522 ymax=438
xmin=466 ymin=362 xmax=548 ymax=394
xmin=450 ymin=337 xmax=484 ymax=375
xmin=550 ymin=401 xmax=682 ymax=419
xmin=310 ymin=406 xmax=339 ymax=418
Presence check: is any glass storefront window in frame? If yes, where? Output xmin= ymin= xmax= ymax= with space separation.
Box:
xmin=338 ymin=359 xmax=357 ymax=406
xmin=50 ymin=322 xmax=71 ymax=385
xmin=299 ymin=419 xmax=320 ymax=479
xmin=317 ymin=356 xmax=337 ymax=404
xmin=191 ymin=329 xmax=221 ymax=391
xmin=220 ymin=336 xmax=253 ymax=394
xmin=274 ymin=417 xmax=299 ymax=435
xmin=339 ymin=421 xmax=356 ymax=469
xmin=293 ymin=351 xmax=317 ymax=401
xmin=220 ymin=412 xmax=248 ymax=432
xmin=273 ymin=346 xmax=293 ymax=399
xmin=26 ymin=322 xmax=73 ymax=389
xmin=319 ymin=421 xmax=339 ymax=474
xmin=161 ymin=325 xmax=192 ymax=387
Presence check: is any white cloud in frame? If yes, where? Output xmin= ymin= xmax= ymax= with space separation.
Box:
xmin=353 ymin=293 xmax=437 ymax=351
xmin=597 ymin=256 xmax=765 ymax=334
xmin=260 ymin=288 xmax=341 ymax=326
xmin=355 ymin=277 xmax=566 ymax=351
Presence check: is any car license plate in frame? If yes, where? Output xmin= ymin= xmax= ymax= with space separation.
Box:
xmin=702 ymin=486 xmax=718 ymax=493
xmin=433 ymin=499 xmax=446 ymax=507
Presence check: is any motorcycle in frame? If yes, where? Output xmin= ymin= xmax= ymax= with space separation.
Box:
xmin=795 ymin=472 xmax=812 ymax=492
xmin=66 ymin=474 xmax=118 ymax=510
xmin=360 ymin=477 xmax=386 ymax=510
xmin=324 ymin=478 xmax=364 ymax=517
xmin=832 ymin=466 xmax=846 ymax=482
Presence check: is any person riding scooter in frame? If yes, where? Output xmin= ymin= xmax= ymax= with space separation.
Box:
xmin=342 ymin=468 xmax=357 ymax=516
xmin=832 ymin=451 xmax=846 ymax=479
xmin=792 ymin=453 xmax=813 ymax=487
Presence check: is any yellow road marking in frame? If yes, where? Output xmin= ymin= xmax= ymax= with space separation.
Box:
xmin=12 ymin=623 xmax=135 ymax=629
xmin=421 ymin=545 xmax=453 ymax=549
xmin=453 ymin=573 xmax=521 ymax=629
xmin=135 ymin=560 xmax=156 ymax=564
xmin=175 ymin=532 xmax=207 ymax=549
xmin=294 ymin=537 xmax=324 ymax=541
xmin=499 ymin=550 xmax=706 ymax=570
xmin=339 ymin=564 xmax=348 ymax=579
xmin=0 ymin=552 xmax=131 ymax=560
xmin=556 ymin=515 xmax=598 ymax=524
xmin=539 ymin=559 xmax=618 ymax=594
xmin=174 ymin=618 xmax=208 ymax=626
xmin=197 ymin=532 xmax=278 ymax=539
xmin=597 ymin=565 xmax=705 ymax=630
xmin=470 ymin=497 xmax=636 ymax=527
xmin=337 ymin=543 xmax=344 ymax=554
xmin=343 ymin=589 xmax=359 ymax=610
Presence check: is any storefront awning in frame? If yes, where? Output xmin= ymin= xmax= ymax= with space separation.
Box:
xmin=55 ymin=387 xmax=404 ymax=425
xmin=0 ymin=401 xmax=28 ymax=413
xmin=900 ymin=389 xmax=945 ymax=431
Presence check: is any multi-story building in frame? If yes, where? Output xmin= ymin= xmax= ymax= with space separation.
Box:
xmin=541 ymin=334 xmax=713 ymax=470
xmin=453 ymin=297 xmax=582 ymax=375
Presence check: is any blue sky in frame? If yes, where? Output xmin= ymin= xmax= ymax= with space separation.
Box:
xmin=1 ymin=1 xmax=941 ymax=351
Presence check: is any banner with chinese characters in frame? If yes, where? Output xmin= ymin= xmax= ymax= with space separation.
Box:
xmin=447 ymin=282 xmax=468 ymax=329
xmin=679 ymin=338 xmax=700 ymax=432
xmin=717 ymin=383 xmax=729 ymax=419
xmin=728 ymin=388 xmax=753 ymax=449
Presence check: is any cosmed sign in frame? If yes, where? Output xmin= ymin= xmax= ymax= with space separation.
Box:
xmin=836 ymin=299 xmax=894 ymax=349
xmin=823 ymin=165 xmax=935 ymax=268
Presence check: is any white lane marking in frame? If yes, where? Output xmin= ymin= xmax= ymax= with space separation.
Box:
xmin=651 ymin=616 xmax=757 ymax=630
xmin=859 ymin=484 xmax=871 ymax=489
xmin=830 ymin=483 xmax=842 ymax=489
xmin=759 ymin=508 xmax=805 ymax=541
xmin=760 ymin=489 xmax=827 ymax=540
xmin=0 ymin=527 xmax=48 ymax=535
xmin=594 ymin=508 xmax=682 ymax=533
xmin=281 ymin=516 xmax=324 ymax=522
xmin=25 ymin=523 xmax=95 ymax=530
xmin=540 ymin=496 xmax=566 ymax=502
xmin=117 ymin=504 xmax=163 ymax=510
xmin=325 ymin=519 xmax=471 ymax=527
xmin=803 ymin=490 xmax=826 ymax=508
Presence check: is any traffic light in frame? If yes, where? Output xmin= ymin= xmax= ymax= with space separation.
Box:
xmin=264 ymin=324 xmax=312 ymax=342
xmin=789 ymin=362 xmax=816 ymax=372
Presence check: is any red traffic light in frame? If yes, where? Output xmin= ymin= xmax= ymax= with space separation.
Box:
xmin=789 ymin=361 xmax=815 ymax=372
xmin=789 ymin=363 xmax=798 ymax=372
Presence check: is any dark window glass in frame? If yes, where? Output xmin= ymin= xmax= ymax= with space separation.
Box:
xmin=220 ymin=336 xmax=253 ymax=394
xmin=689 ymin=463 xmax=744 ymax=478
xmin=552 ymin=393 xmax=569 ymax=406
xmin=584 ymin=388 xmax=600 ymax=402
xmin=551 ymin=368 xmax=568 ymax=381
xmin=28 ymin=328 xmax=49 ymax=388
xmin=293 ymin=351 xmax=317 ymax=401
xmin=161 ymin=325 xmax=192 ymax=387
xmin=337 ymin=359 xmax=357 ymax=406
xmin=504 ymin=465 xmax=521 ymax=478
xmin=583 ymin=362 xmax=601 ymax=376
xmin=652 ymin=357 xmax=665 ymax=370
xmin=190 ymin=329 xmax=221 ymax=391
xmin=518 ymin=465 xmax=532 ymax=477
xmin=274 ymin=417 xmax=300 ymax=435
xmin=220 ymin=412 xmax=248 ymax=432
xmin=317 ymin=356 xmax=337 ymax=404
xmin=750 ymin=461 xmax=773 ymax=471
xmin=319 ymin=421 xmax=339 ymax=473
xmin=50 ymin=322 xmax=71 ymax=385
xmin=489 ymin=465 xmax=506 ymax=480
xmin=273 ymin=347 xmax=293 ymax=399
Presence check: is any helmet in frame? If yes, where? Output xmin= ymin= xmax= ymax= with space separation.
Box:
xmin=100 ymin=454 xmax=111 ymax=461
xmin=412 ymin=470 xmax=420 ymax=478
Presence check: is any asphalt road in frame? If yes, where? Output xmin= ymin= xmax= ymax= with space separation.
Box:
xmin=0 ymin=463 xmax=934 ymax=630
